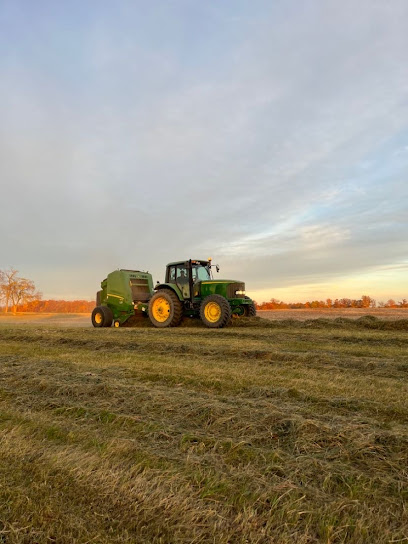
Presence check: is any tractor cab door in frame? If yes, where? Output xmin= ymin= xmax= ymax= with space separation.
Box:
xmin=168 ymin=264 xmax=190 ymax=300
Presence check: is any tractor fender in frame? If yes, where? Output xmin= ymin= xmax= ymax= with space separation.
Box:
xmin=154 ymin=283 xmax=184 ymax=301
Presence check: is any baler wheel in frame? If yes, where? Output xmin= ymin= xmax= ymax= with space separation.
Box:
xmin=101 ymin=305 xmax=113 ymax=327
xmin=92 ymin=307 xmax=104 ymax=327
xmin=91 ymin=306 xmax=113 ymax=328
xmin=200 ymin=295 xmax=231 ymax=328
xmin=148 ymin=290 xmax=183 ymax=328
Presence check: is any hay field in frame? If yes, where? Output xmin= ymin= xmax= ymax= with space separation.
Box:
xmin=1 ymin=307 xmax=407 ymax=328
xmin=259 ymin=308 xmax=408 ymax=321
xmin=0 ymin=313 xmax=90 ymax=327
xmin=0 ymin=317 xmax=407 ymax=543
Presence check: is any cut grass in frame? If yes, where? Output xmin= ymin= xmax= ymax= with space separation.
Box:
xmin=0 ymin=319 xmax=407 ymax=543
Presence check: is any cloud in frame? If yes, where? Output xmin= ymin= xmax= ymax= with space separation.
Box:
xmin=0 ymin=1 xmax=407 ymax=299
xmin=300 ymin=225 xmax=351 ymax=250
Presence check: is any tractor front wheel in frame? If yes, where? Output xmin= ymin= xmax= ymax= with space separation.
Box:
xmin=244 ymin=296 xmax=257 ymax=317
xmin=92 ymin=306 xmax=113 ymax=328
xmin=148 ymin=290 xmax=183 ymax=328
xmin=200 ymin=295 xmax=231 ymax=328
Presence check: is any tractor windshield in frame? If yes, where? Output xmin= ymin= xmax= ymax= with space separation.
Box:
xmin=192 ymin=264 xmax=211 ymax=282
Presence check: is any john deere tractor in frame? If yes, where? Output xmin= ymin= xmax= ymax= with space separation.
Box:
xmin=148 ymin=259 xmax=256 ymax=328
xmin=92 ymin=259 xmax=256 ymax=329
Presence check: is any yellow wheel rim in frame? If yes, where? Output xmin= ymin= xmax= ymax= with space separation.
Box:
xmin=95 ymin=312 xmax=103 ymax=325
xmin=204 ymin=302 xmax=222 ymax=323
xmin=114 ymin=321 xmax=120 ymax=328
xmin=152 ymin=296 xmax=171 ymax=322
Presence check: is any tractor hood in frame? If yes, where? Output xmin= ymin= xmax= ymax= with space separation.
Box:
xmin=197 ymin=279 xmax=245 ymax=299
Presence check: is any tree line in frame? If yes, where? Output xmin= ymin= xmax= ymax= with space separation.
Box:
xmin=16 ymin=299 xmax=95 ymax=313
xmin=256 ymin=296 xmax=408 ymax=310
xmin=0 ymin=268 xmax=94 ymax=314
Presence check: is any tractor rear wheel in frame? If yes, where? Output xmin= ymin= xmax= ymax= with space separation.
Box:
xmin=200 ymin=294 xmax=231 ymax=328
xmin=148 ymin=290 xmax=183 ymax=328
xmin=92 ymin=305 xmax=113 ymax=328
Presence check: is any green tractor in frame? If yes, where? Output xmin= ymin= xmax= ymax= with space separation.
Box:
xmin=92 ymin=269 xmax=153 ymax=328
xmin=91 ymin=259 xmax=256 ymax=329
xmin=148 ymin=259 xmax=256 ymax=328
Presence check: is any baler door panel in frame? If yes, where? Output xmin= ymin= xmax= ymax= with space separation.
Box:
xmin=130 ymin=279 xmax=151 ymax=302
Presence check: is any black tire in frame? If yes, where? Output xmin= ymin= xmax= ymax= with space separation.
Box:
xmin=242 ymin=295 xmax=257 ymax=317
xmin=200 ymin=294 xmax=232 ymax=328
xmin=92 ymin=306 xmax=105 ymax=328
xmin=101 ymin=305 xmax=113 ymax=327
xmin=148 ymin=289 xmax=183 ymax=328
xmin=91 ymin=305 xmax=113 ymax=328
xmin=245 ymin=295 xmax=256 ymax=317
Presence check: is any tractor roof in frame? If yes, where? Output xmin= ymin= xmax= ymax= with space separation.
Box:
xmin=166 ymin=259 xmax=209 ymax=267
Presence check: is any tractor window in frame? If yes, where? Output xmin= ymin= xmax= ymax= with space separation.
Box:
xmin=169 ymin=266 xmax=176 ymax=282
xmin=176 ymin=266 xmax=190 ymax=299
xmin=192 ymin=265 xmax=211 ymax=282
xmin=176 ymin=267 xmax=188 ymax=283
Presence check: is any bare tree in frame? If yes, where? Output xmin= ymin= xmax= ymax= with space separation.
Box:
xmin=0 ymin=268 xmax=42 ymax=313
xmin=0 ymin=268 xmax=18 ymax=313
xmin=0 ymin=270 xmax=5 ymax=309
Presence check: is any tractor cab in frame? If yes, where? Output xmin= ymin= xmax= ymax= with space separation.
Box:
xmin=165 ymin=259 xmax=214 ymax=300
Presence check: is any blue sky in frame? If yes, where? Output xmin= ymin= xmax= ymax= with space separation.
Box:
xmin=1 ymin=0 xmax=407 ymax=302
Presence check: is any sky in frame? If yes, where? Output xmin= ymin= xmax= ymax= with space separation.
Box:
xmin=0 ymin=0 xmax=407 ymax=303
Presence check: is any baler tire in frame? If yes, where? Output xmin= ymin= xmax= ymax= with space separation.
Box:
xmin=200 ymin=295 xmax=231 ymax=328
xmin=101 ymin=305 xmax=113 ymax=327
xmin=148 ymin=290 xmax=183 ymax=328
xmin=92 ymin=306 xmax=106 ymax=328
